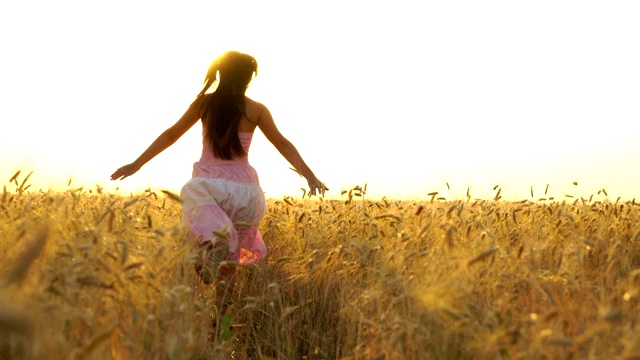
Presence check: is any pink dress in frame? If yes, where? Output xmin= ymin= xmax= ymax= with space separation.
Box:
xmin=180 ymin=131 xmax=267 ymax=264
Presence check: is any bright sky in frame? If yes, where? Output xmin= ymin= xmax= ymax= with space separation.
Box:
xmin=1 ymin=1 xmax=639 ymax=201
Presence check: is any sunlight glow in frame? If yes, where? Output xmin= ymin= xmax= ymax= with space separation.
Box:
xmin=1 ymin=1 xmax=639 ymax=200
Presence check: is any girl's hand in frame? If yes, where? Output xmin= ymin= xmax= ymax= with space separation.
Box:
xmin=111 ymin=163 xmax=141 ymax=181
xmin=307 ymin=176 xmax=328 ymax=197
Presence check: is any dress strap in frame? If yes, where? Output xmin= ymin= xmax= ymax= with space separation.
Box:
xmin=243 ymin=112 xmax=259 ymax=125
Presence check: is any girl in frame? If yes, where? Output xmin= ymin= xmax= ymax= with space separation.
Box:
xmin=111 ymin=50 xmax=327 ymax=331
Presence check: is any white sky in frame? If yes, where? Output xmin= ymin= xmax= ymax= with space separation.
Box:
xmin=1 ymin=1 xmax=639 ymax=201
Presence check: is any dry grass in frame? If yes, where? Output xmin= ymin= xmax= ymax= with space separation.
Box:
xmin=2 ymin=174 xmax=640 ymax=359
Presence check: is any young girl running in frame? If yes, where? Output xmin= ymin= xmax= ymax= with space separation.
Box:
xmin=111 ymin=50 xmax=327 ymax=331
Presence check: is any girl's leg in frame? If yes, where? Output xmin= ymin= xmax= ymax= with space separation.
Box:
xmin=213 ymin=262 xmax=236 ymax=330
xmin=215 ymin=262 xmax=236 ymax=317
xmin=185 ymin=204 xmax=237 ymax=284
xmin=194 ymin=241 xmax=228 ymax=285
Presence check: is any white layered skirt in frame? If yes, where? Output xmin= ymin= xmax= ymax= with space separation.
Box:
xmin=180 ymin=177 xmax=267 ymax=264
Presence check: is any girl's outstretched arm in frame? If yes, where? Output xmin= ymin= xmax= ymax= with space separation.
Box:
xmin=257 ymin=103 xmax=328 ymax=196
xmin=111 ymin=106 xmax=199 ymax=180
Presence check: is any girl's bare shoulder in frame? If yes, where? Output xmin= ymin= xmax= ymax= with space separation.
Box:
xmin=245 ymin=96 xmax=267 ymax=111
xmin=242 ymin=97 xmax=267 ymax=126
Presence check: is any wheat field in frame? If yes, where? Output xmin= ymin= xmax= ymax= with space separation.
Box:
xmin=1 ymin=172 xmax=640 ymax=359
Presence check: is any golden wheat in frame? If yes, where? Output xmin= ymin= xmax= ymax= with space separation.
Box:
xmin=1 ymin=175 xmax=640 ymax=359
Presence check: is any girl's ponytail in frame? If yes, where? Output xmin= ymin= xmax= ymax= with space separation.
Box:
xmin=196 ymin=60 xmax=219 ymax=99
xmin=194 ymin=51 xmax=258 ymax=160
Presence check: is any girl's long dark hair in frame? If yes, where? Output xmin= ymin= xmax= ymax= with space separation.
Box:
xmin=193 ymin=51 xmax=258 ymax=160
